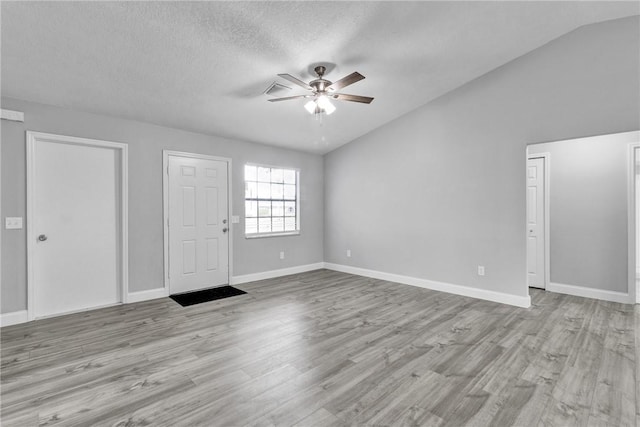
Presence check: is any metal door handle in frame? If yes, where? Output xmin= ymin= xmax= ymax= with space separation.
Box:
xmin=222 ymin=228 xmax=228 ymax=233
xmin=38 ymin=234 xmax=48 ymax=242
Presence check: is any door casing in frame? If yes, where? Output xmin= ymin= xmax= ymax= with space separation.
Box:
xmin=26 ymin=131 xmax=129 ymax=321
xmin=628 ymin=142 xmax=640 ymax=304
xmin=163 ymin=150 xmax=233 ymax=294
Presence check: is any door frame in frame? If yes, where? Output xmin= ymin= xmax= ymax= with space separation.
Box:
xmin=26 ymin=131 xmax=129 ymax=321
xmin=525 ymin=151 xmax=550 ymax=291
xmin=628 ymin=142 xmax=640 ymax=304
xmin=162 ymin=150 xmax=233 ymax=294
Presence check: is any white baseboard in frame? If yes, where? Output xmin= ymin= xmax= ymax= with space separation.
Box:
xmin=231 ymin=262 xmax=325 ymax=285
xmin=547 ymin=282 xmax=632 ymax=304
xmin=324 ymin=263 xmax=531 ymax=308
xmin=127 ymin=288 xmax=169 ymax=303
xmin=1 ymin=289 xmax=169 ymax=327
xmin=0 ymin=310 xmax=28 ymax=327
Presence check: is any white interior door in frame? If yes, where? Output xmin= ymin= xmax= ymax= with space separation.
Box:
xmin=168 ymin=156 xmax=229 ymax=294
xmin=30 ymin=136 xmax=123 ymax=318
xmin=527 ymin=157 xmax=546 ymax=289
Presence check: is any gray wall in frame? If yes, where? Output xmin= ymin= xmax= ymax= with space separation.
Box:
xmin=529 ymin=136 xmax=629 ymax=293
xmin=324 ymin=16 xmax=640 ymax=298
xmin=1 ymin=98 xmax=324 ymax=313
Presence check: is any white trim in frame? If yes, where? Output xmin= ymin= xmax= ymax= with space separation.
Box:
xmin=323 ymin=263 xmax=531 ymax=308
xmin=163 ymin=150 xmax=233 ymax=295
xmin=245 ymin=231 xmax=300 ymax=239
xmin=0 ymin=109 xmax=24 ymax=122
xmin=547 ymin=282 xmax=632 ymax=304
xmin=2 ymin=288 xmax=168 ymax=326
xmin=36 ymin=302 xmax=121 ymax=320
xmin=121 ymin=142 xmax=130 ymax=303
xmin=127 ymin=288 xmax=169 ymax=304
xmin=26 ymin=132 xmax=129 ymax=321
xmin=629 ymin=141 xmax=640 ymax=304
xmin=526 ymin=152 xmax=550 ymax=291
xmin=231 ymin=262 xmax=325 ymax=285
xmin=0 ymin=311 xmax=28 ymax=327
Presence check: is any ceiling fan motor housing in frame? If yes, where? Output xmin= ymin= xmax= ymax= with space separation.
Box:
xmin=310 ymin=79 xmax=331 ymax=93
xmin=310 ymin=66 xmax=331 ymax=93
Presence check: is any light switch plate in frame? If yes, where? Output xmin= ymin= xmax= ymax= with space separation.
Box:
xmin=5 ymin=217 xmax=23 ymax=230
xmin=231 ymin=215 xmax=240 ymax=224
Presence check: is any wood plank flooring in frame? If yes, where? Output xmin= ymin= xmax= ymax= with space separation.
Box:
xmin=1 ymin=269 xmax=637 ymax=426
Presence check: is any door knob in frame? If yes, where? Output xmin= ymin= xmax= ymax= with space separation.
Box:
xmin=38 ymin=234 xmax=48 ymax=242
xmin=222 ymin=227 xmax=228 ymax=233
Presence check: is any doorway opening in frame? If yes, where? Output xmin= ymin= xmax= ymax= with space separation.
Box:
xmin=527 ymin=131 xmax=639 ymax=304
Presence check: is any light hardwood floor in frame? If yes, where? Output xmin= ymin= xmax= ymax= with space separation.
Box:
xmin=1 ymin=269 xmax=638 ymax=426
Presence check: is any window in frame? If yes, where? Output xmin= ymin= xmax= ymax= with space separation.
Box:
xmin=244 ymin=164 xmax=299 ymax=237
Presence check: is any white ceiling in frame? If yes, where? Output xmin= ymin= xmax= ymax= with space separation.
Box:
xmin=2 ymin=2 xmax=638 ymax=154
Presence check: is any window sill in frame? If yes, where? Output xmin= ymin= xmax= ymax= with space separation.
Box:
xmin=245 ymin=231 xmax=300 ymax=239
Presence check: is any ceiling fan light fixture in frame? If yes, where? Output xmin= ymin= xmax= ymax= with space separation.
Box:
xmin=322 ymin=100 xmax=336 ymax=115
xmin=317 ymin=95 xmax=335 ymax=112
xmin=304 ymin=96 xmax=336 ymax=115
xmin=304 ymin=100 xmax=317 ymax=114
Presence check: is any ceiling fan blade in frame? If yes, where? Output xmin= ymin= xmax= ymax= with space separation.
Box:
xmin=267 ymin=95 xmax=312 ymax=102
xmin=326 ymin=72 xmax=365 ymax=91
xmin=331 ymin=93 xmax=374 ymax=104
xmin=277 ymin=74 xmax=313 ymax=91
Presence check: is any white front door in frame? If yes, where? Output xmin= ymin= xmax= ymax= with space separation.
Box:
xmin=527 ymin=157 xmax=546 ymax=289
xmin=168 ymin=156 xmax=229 ymax=294
xmin=29 ymin=134 xmax=124 ymax=318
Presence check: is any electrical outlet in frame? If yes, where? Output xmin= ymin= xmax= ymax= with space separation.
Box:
xmin=477 ymin=266 xmax=485 ymax=276
xmin=346 ymin=249 xmax=351 ymax=258
xmin=280 ymin=251 xmax=285 ymax=260
xmin=5 ymin=217 xmax=23 ymax=230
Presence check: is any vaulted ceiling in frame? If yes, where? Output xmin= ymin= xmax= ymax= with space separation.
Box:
xmin=2 ymin=2 xmax=638 ymax=153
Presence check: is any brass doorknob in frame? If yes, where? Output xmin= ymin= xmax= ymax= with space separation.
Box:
xmin=38 ymin=234 xmax=48 ymax=242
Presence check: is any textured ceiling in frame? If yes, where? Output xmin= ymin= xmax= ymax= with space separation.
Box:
xmin=1 ymin=2 xmax=638 ymax=154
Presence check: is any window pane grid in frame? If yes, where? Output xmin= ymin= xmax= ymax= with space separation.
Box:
xmin=245 ymin=165 xmax=299 ymax=236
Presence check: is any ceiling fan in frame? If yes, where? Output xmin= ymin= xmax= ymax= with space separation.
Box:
xmin=269 ymin=65 xmax=374 ymax=115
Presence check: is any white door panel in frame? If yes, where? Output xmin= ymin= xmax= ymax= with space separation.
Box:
xmin=169 ymin=156 xmax=229 ymax=294
xmin=527 ymin=157 xmax=546 ymax=289
xmin=32 ymin=138 xmax=121 ymax=318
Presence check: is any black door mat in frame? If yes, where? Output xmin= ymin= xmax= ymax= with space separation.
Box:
xmin=170 ymin=286 xmax=247 ymax=307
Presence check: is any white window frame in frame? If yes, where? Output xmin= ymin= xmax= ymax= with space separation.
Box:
xmin=244 ymin=163 xmax=300 ymax=239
